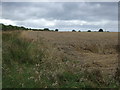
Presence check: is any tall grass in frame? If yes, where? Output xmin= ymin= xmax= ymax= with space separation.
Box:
xmin=2 ymin=31 xmax=119 ymax=88
xmin=70 ymin=40 xmax=118 ymax=54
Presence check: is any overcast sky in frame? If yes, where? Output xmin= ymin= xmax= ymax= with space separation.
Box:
xmin=1 ymin=2 xmax=118 ymax=32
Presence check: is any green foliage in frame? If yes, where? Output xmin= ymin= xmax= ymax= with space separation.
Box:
xmin=78 ymin=30 xmax=81 ymax=32
xmin=1 ymin=23 xmax=44 ymax=31
xmin=1 ymin=24 xmax=29 ymax=31
xmin=2 ymin=31 xmax=45 ymax=65
xmin=99 ymin=29 xmax=104 ymax=32
xmin=55 ymin=29 xmax=58 ymax=32
xmin=3 ymin=32 xmax=31 ymax=65
xmin=72 ymin=30 xmax=76 ymax=32
xmin=87 ymin=30 xmax=91 ymax=32
xmin=44 ymin=28 xmax=49 ymax=31
xmin=2 ymin=31 xmax=46 ymax=88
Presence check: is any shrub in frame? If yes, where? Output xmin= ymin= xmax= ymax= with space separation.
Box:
xmin=114 ymin=67 xmax=120 ymax=83
xmin=44 ymin=28 xmax=49 ymax=31
xmin=55 ymin=29 xmax=58 ymax=32
xmin=99 ymin=29 xmax=103 ymax=32
xmin=72 ymin=30 xmax=76 ymax=32
xmin=87 ymin=30 xmax=91 ymax=32
xmin=2 ymin=31 xmax=46 ymax=65
xmin=78 ymin=30 xmax=81 ymax=32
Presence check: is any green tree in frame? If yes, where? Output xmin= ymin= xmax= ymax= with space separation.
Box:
xmin=78 ymin=30 xmax=81 ymax=32
xmin=72 ymin=30 xmax=76 ymax=32
xmin=98 ymin=29 xmax=103 ymax=32
xmin=44 ymin=28 xmax=49 ymax=31
xmin=87 ymin=30 xmax=91 ymax=32
xmin=55 ymin=29 xmax=58 ymax=32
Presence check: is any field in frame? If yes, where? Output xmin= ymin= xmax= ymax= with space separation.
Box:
xmin=2 ymin=31 xmax=120 ymax=88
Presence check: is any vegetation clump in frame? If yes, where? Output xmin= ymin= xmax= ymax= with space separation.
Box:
xmin=87 ymin=30 xmax=91 ymax=32
xmin=55 ymin=29 xmax=58 ymax=32
xmin=99 ymin=29 xmax=104 ymax=32
xmin=72 ymin=30 xmax=76 ymax=32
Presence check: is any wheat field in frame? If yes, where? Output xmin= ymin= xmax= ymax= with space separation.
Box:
xmin=21 ymin=31 xmax=118 ymax=73
xmin=2 ymin=31 xmax=119 ymax=88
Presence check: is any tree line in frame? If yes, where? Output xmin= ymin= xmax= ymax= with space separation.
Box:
xmin=1 ymin=24 xmax=28 ymax=31
xmin=0 ymin=24 xmax=59 ymax=32
xmin=72 ymin=29 xmax=109 ymax=32
xmin=1 ymin=23 xmax=108 ymax=32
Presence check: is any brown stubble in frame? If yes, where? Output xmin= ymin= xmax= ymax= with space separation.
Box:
xmin=21 ymin=31 xmax=118 ymax=76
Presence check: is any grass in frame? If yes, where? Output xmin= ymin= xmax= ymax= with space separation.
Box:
xmin=2 ymin=31 xmax=119 ymax=88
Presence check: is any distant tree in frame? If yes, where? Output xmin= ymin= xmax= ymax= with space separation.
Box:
xmin=25 ymin=28 xmax=29 ymax=30
xmin=87 ymin=30 xmax=91 ymax=32
xmin=20 ymin=26 xmax=26 ymax=30
xmin=1 ymin=23 xmax=53 ymax=31
xmin=50 ymin=30 xmax=54 ymax=32
xmin=44 ymin=28 xmax=49 ymax=31
xmin=78 ymin=30 xmax=81 ymax=32
xmin=1 ymin=24 xmax=6 ymax=31
xmin=72 ymin=30 xmax=76 ymax=32
xmin=98 ymin=29 xmax=103 ymax=32
xmin=55 ymin=29 xmax=58 ymax=32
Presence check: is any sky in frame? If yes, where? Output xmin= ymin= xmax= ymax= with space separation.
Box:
xmin=0 ymin=2 xmax=118 ymax=32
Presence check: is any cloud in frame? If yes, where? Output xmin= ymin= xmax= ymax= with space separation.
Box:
xmin=0 ymin=18 xmax=16 ymax=25
xmin=1 ymin=2 xmax=118 ymax=31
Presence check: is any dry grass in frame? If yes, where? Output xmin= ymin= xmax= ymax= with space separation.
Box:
xmin=3 ymin=31 xmax=119 ymax=88
xmin=21 ymin=31 xmax=118 ymax=74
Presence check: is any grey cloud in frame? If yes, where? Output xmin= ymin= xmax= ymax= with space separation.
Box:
xmin=2 ymin=2 xmax=117 ymax=21
xmin=1 ymin=2 xmax=118 ymax=31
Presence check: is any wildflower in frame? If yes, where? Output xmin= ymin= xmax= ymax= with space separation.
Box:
xmin=35 ymin=71 xmax=39 ymax=74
